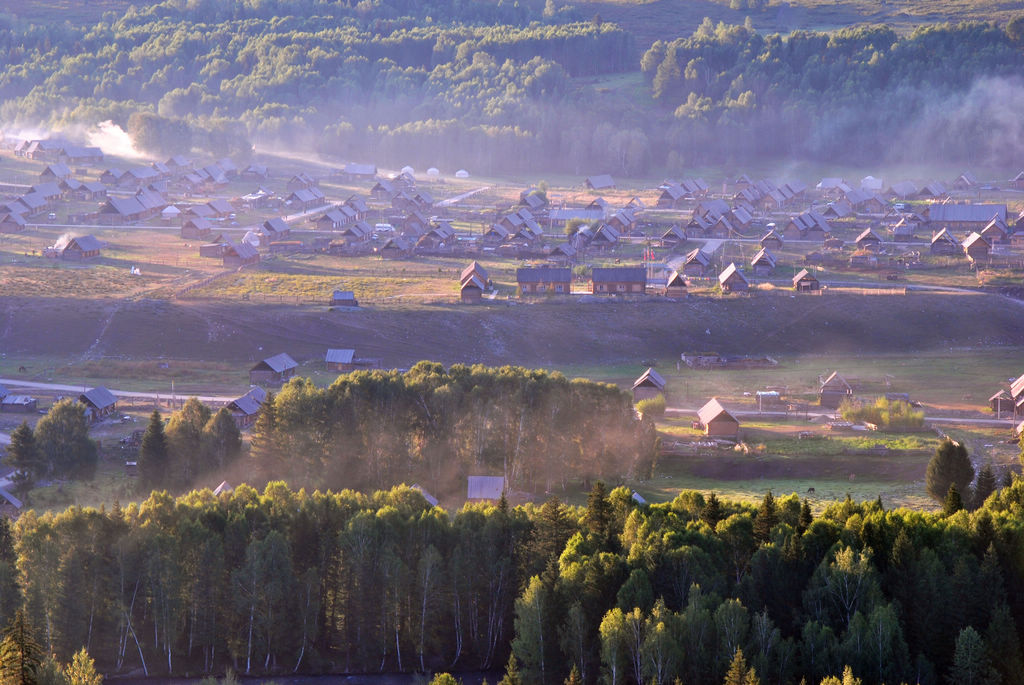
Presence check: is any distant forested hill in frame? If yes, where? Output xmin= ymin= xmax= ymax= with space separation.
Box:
xmin=1 ymin=1 xmax=1024 ymax=173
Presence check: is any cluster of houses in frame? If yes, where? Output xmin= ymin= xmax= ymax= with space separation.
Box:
xmin=626 ymin=368 xmax=742 ymax=439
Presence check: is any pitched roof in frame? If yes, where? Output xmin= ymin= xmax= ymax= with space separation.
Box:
xmin=461 ymin=261 xmax=489 ymax=284
xmin=263 ymin=218 xmax=290 ymax=234
xmin=697 ymin=398 xmax=737 ymax=426
xmin=633 ymin=367 xmax=666 ymax=391
xmin=928 ymin=204 xmax=1006 ymax=223
xmin=962 ymin=232 xmax=989 ymax=249
xmin=821 ymin=371 xmax=852 ymax=392
xmin=684 ymin=248 xmax=710 ymax=266
xmin=751 ymin=248 xmax=776 ymax=268
xmin=718 ymin=262 xmax=748 ymax=285
xmin=931 ymin=228 xmax=958 ymax=245
xmin=793 ymin=268 xmax=818 ymax=285
xmin=325 ymin=348 xmax=355 ymax=364
xmin=65 ymin=235 xmax=103 ymax=252
xmin=592 ymin=266 xmax=645 ymax=282
xmin=856 ymin=228 xmax=881 ymax=243
xmin=516 ymin=266 xmax=571 ymax=283
xmin=1010 ymin=374 xmax=1024 ymax=399
xmin=586 ymin=174 xmax=615 ymax=189
xmin=255 ymin=353 xmax=298 ymax=373
xmin=81 ymin=386 xmax=117 ymax=409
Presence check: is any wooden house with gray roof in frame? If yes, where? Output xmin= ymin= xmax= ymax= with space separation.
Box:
xmin=516 ymin=266 xmax=571 ymax=295
xmin=632 ymin=368 xmax=667 ymax=402
xmin=591 ymin=266 xmax=646 ymax=294
xmin=250 ymin=353 xmax=298 ymax=386
xmin=80 ymin=386 xmax=117 ymax=422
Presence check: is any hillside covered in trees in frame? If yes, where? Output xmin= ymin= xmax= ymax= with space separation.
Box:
xmin=5 ymin=474 xmax=1024 ymax=684
xmin=3 ymin=1 xmax=1024 ymax=172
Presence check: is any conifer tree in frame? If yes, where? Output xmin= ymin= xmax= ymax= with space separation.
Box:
xmin=926 ymin=439 xmax=974 ymax=504
xmin=972 ymin=463 xmax=997 ymax=510
xmin=943 ymin=484 xmax=964 ymax=516
xmin=138 ymin=410 xmax=168 ymax=491
xmin=3 ymin=422 xmax=40 ymax=499
xmin=701 ymin=492 xmax=723 ymax=527
xmin=0 ymin=610 xmax=42 ymax=685
xmin=753 ymin=491 xmax=778 ymax=543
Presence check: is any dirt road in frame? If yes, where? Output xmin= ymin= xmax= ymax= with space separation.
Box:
xmin=0 ymin=378 xmax=236 ymax=403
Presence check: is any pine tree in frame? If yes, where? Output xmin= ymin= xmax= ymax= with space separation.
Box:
xmin=3 ymin=422 xmax=40 ymax=499
xmin=943 ymin=484 xmax=964 ymax=516
xmin=564 ymin=664 xmax=582 ymax=685
xmin=249 ymin=391 xmax=279 ymax=475
xmin=926 ymin=439 xmax=974 ymax=504
xmin=0 ymin=609 xmax=42 ymax=685
xmin=972 ymin=463 xmax=997 ymax=510
xmin=585 ymin=481 xmax=612 ymax=547
xmin=798 ymin=499 xmax=813 ymax=534
xmin=138 ymin=410 xmax=168 ymax=491
xmin=753 ymin=491 xmax=778 ymax=543
xmin=701 ymin=492 xmax=723 ymax=527
xmin=948 ymin=626 xmax=998 ymax=685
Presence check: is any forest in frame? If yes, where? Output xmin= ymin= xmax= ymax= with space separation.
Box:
xmin=2 ymin=466 xmax=1024 ymax=684
xmin=2 ymin=1 xmax=1024 ymax=171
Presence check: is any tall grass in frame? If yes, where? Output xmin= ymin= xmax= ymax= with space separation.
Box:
xmin=840 ymin=396 xmax=925 ymax=431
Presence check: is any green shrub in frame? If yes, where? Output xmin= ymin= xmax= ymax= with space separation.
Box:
xmin=839 ymin=396 xmax=924 ymax=431
xmin=636 ymin=394 xmax=666 ymax=419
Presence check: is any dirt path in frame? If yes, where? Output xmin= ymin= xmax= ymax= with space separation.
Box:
xmin=0 ymin=378 xmax=236 ymax=403
xmin=665 ymin=405 xmax=1014 ymax=427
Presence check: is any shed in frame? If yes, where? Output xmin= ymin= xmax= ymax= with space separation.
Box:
xmin=632 ymin=368 xmax=666 ymax=402
xmin=819 ymin=372 xmax=853 ymax=409
xmin=330 ymin=290 xmax=358 ymax=307
xmin=962 ymin=232 xmax=990 ymax=261
xmin=0 ymin=395 xmax=37 ymax=413
xmin=227 ymin=387 xmax=267 ymax=428
xmin=663 ymin=270 xmax=687 ymax=297
xmin=793 ymin=268 xmax=820 ymax=292
xmin=697 ymin=398 xmax=739 ymax=438
xmin=990 ymin=389 xmax=1015 ymax=416
xmin=750 ymin=248 xmax=776 ymax=276
xmin=855 ymin=228 xmax=882 ymax=252
xmin=718 ymin=263 xmax=749 ymax=293
xmin=181 ymin=217 xmax=212 ymax=240
xmin=325 ymin=349 xmax=356 ymax=372
xmin=80 ymin=386 xmax=117 ymax=422
xmin=250 ymin=353 xmax=298 ymax=386
xmin=467 ymin=476 xmax=505 ymax=501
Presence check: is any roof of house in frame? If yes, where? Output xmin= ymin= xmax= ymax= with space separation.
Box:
xmin=751 ymin=248 xmax=776 ymax=268
xmin=793 ymin=268 xmax=818 ymax=284
xmin=254 ymin=353 xmax=298 ymax=373
xmin=224 ymin=238 xmax=259 ymax=260
xmin=697 ymin=398 xmax=737 ymax=426
xmin=331 ymin=290 xmax=356 ymax=301
xmin=684 ymin=248 xmax=710 ymax=266
xmin=1010 ymin=374 xmax=1024 ymax=399
xmin=208 ymin=198 xmax=234 ymax=214
xmin=666 ymin=270 xmax=686 ymax=288
xmin=81 ymin=386 xmax=117 ymax=409
xmin=931 ymin=228 xmax=958 ymax=245
xmin=586 ymin=174 xmax=615 ymax=190
xmin=592 ymin=266 xmax=645 ymax=282
xmin=63 ymin=234 xmax=103 ymax=252
xmin=928 ymin=204 xmax=1007 ymax=223
xmin=633 ymin=367 xmax=666 ymax=391
xmin=461 ymin=261 xmax=489 ymax=284
xmin=856 ymin=227 xmax=881 ymax=243
xmin=263 ymin=217 xmax=290 ymax=234
xmin=325 ymin=348 xmax=355 ymax=364
xmin=516 ymin=266 xmax=571 ymax=282
xmin=467 ymin=475 xmax=504 ymax=500
xmin=821 ymin=371 xmax=852 ymax=392
xmin=962 ymin=232 xmax=990 ymax=249
xmin=229 ymin=388 xmax=265 ymax=416
xmin=718 ymin=262 xmax=748 ymax=285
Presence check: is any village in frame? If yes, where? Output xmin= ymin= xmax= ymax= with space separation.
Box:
xmin=1 ymin=134 xmax=1024 ymax=512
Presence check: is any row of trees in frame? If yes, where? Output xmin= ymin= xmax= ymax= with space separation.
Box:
xmin=2 ymin=468 xmax=1024 ymax=683
xmin=248 ymin=362 xmax=657 ymax=495
xmin=137 ymin=400 xmax=243 ymax=491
